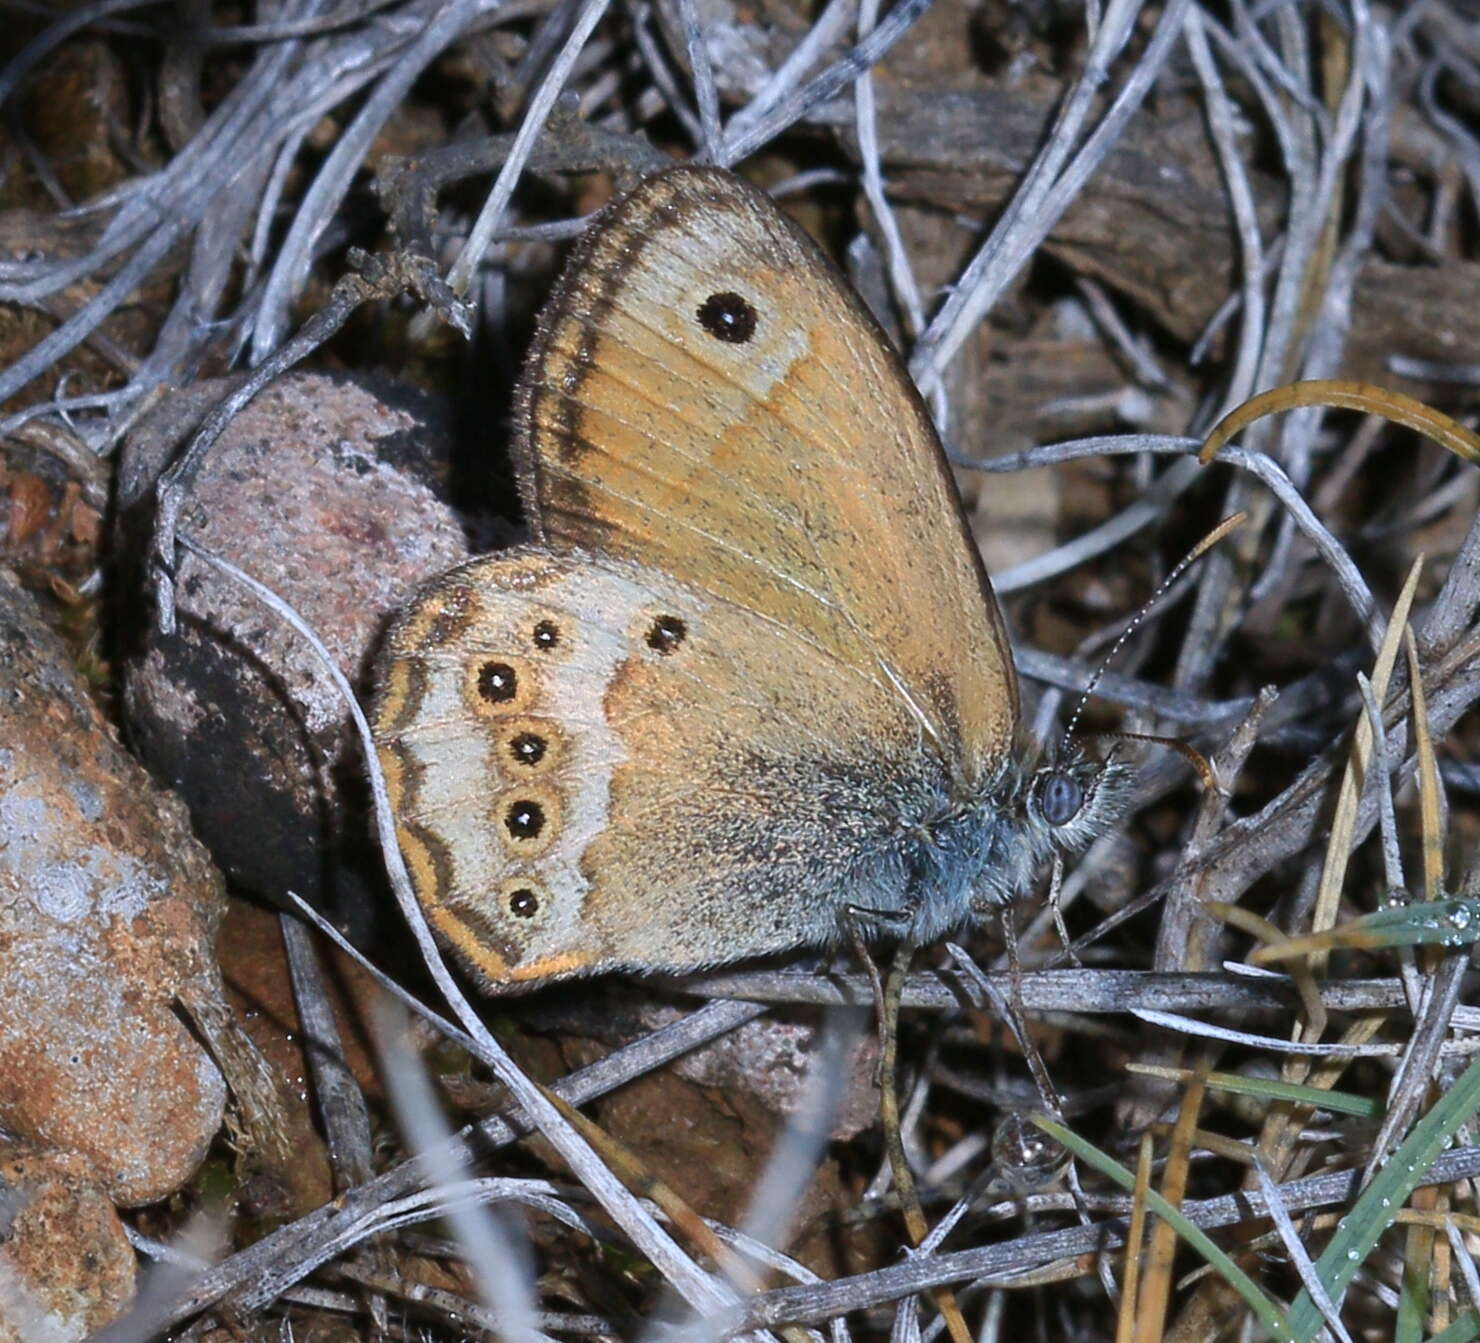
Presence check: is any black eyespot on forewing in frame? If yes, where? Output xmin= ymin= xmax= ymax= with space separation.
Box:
xmin=1040 ymin=771 xmax=1084 ymax=827
xmin=531 ymin=620 xmax=560 ymax=650
xmin=646 ymin=614 xmax=687 ymax=655
xmin=508 ymin=887 xmax=539 ymax=918
xmin=696 ymin=291 xmax=757 ymax=344
xmin=477 ymin=661 xmax=517 ymax=703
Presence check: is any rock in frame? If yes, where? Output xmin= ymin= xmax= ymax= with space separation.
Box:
xmin=480 ymin=984 xmax=881 ymax=1276
xmin=0 ymin=569 xmax=226 ymax=1205
xmin=0 ymin=1143 xmax=134 ymax=1342
xmin=663 ymin=1005 xmax=880 ymax=1140
xmin=116 ymin=372 xmax=472 ymax=923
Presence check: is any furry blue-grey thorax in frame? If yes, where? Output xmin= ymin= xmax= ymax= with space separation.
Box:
xmin=849 ymin=742 xmax=1137 ymax=947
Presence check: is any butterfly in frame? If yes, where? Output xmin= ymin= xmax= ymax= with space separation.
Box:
xmin=372 ymin=164 xmax=1132 ymax=991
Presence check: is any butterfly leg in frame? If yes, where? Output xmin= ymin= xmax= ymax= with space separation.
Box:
xmin=876 ymin=938 xmax=918 ymax=1194
xmin=875 ymin=939 xmax=974 ymax=1343
xmin=840 ymin=907 xmax=889 ymax=1035
xmin=995 ymin=902 xmax=1064 ymax=1118
xmin=1045 ymin=852 xmax=1082 ymax=966
xmin=842 ymin=901 xmax=920 ymax=935
xmin=842 ymin=893 xmax=923 ymax=1066
xmin=958 ymin=902 xmax=1063 ymax=1117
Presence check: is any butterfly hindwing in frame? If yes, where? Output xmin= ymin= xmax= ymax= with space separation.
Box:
xmin=373 ymin=547 xmax=938 ymax=987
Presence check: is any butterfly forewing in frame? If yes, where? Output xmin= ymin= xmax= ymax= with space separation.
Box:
xmin=516 ymin=166 xmax=1019 ymax=784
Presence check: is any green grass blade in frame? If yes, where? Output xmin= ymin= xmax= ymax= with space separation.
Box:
xmin=1331 ymin=897 xmax=1480 ymax=951
xmin=1033 ymin=1115 xmax=1295 ymax=1341
xmin=1288 ymin=1054 xmax=1480 ymax=1340
xmin=1199 ymin=1070 xmax=1380 ymax=1119
xmin=1394 ymin=1247 xmax=1427 ymax=1343
xmin=1429 ymin=1313 xmax=1480 ymax=1343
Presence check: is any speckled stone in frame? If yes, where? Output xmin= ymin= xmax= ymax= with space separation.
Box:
xmin=116 ymin=372 xmax=472 ymax=921
xmin=0 ymin=570 xmax=226 ymax=1206
xmin=0 ymin=1143 xmax=135 ymax=1342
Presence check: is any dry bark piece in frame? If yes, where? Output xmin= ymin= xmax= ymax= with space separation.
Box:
xmin=0 ymin=568 xmax=226 ymax=1206
xmin=0 ymin=464 xmax=101 ymax=588
xmin=858 ymin=89 xmax=1480 ymax=386
xmin=0 ymin=1143 xmax=135 ymax=1343
xmin=209 ymin=897 xmax=392 ymax=1217
xmin=117 ymin=371 xmax=472 ymax=920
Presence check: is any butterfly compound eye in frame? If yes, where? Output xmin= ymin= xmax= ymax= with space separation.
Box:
xmin=1039 ymin=771 xmax=1084 ymax=827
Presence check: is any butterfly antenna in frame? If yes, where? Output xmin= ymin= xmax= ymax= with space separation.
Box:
xmin=1059 ymin=511 xmax=1247 ymax=752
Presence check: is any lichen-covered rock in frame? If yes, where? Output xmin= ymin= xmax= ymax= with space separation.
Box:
xmin=0 ymin=1143 xmax=134 ymax=1342
xmin=0 ymin=569 xmax=226 ymax=1205
xmin=116 ymin=372 xmax=471 ymax=919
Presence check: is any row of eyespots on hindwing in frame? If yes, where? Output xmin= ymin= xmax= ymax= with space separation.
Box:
xmin=456 ymin=605 xmax=693 ymax=927
xmin=456 ymin=614 xmax=567 ymax=925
